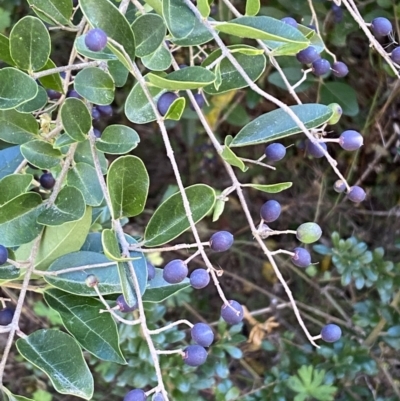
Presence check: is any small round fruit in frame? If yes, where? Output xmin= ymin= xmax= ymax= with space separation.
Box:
xmin=209 ymin=231 xmax=234 ymax=252
xmin=331 ymin=4 xmax=343 ymax=23
xmin=260 ymin=200 xmax=281 ymax=223
xmin=153 ymin=394 xmax=164 ymax=401
xmin=93 ymin=128 xmax=102 ymax=138
xmin=264 ymin=143 xmax=286 ymax=161
xmin=339 ymin=130 xmax=363 ymax=151
xmin=85 ymin=274 xmax=99 ymax=287
xmin=91 ymin=107 xmax=101 ymax=121
xmin=305 ymin=140 xmax=327 ymax=158
xmin=40 ymin=172 xmax=56 ymax=189
xmin=190 ymin=92 xmax=206 ymax=110
xmin=97 ymin=105 xmax=113 ymax=117
xmin=391 ymin=47 xmax=400 ymax=64
xmin=296 ymin=46 xmax=320 ymax=64
xmin=320 ymin=323 xmax=342 ymax=342
xmin=333 ymin=180 xmax=346 ymax=193
xmin=0 ymin=308 xmax=14 ymax=326
xmin=281 ymin=17 xmax=297 ymax=28
xmin=163 ymin=259 xmax=188 ymax=284
xmin=67 ymin=89 xmax=81 ymax=99
xmin=85 ymin=28 xmax=108 ymax=52
xmin=183 ymin=345 xmax=208 ymax=367
xmin=157 ymin=92 xmax=179 ymax=116
xmin=331 ymin=61 xmax=349 ymax=77
xmin=291 ymin=247 xmax=311 ymax=268
xmin=116 ymin=294 xmax=137 ymax=312
xmin=347 ymin=186 xmax=366 ymax=203
xmin=296 ymin=222 xmax=322 ymax=244
xmin=312 ymin=58 xmax=331 ymax=76
xmin=0 ymin=245 xmax=8 ymax=265
xmin=47 ymin=89 xmax=62 ymax=100
xmin=123 ymin=389 xmax=147 ymax=401
xmin=327 ymin=103 xmax=342 ymax=124
xmin=190 ymin=269 xmax=210 ymax=289
xmin=221 ymin=300 xmax=244 ymax=325
xmin=191 ymin=323 xmax=214 ymax=347
xmin=371 ymin=17 xmax=392 ymax=36
xmin=147 ymin=261 xmax=156 ymax=280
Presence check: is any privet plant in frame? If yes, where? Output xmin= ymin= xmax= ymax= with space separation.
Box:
xmin=0 ymin=0 xmax=399 ymax=400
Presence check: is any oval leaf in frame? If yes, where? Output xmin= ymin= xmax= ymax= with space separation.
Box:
xmin=0 ymin=109 xmax=38 ymax=144
xmin=95 ymin=125 xmax=140 ymax=155
xmin=163 ymin=0 xmax=196 ymax=39
xmin=132 ymin=14 xmax=166 ymax=57
xmin=61 ymin=98 xmax=91 ymax=142
xmin=0 ymin=146 xmax=24 ymax=179
xmin=16 ymin=86 xmax=48 ymax=114
xmin=241 ymin=182 xmax=293 ymax=193
xmin=21 ymin=140 xmax=62 ymax=169
xmin=75 ymin=140 xmax=108 ymax=175
xmin=27 ymin=0 xmax=73 ymax=26
xmin=0 ymin=174 xmax=33 ymax=206
xmin=141 ymin=44 xmax=172 ymax=71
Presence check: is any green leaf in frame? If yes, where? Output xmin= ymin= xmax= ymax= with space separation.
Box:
xmin=0 ymin=68 xmax=38 ymax=110
xmin=60 ymin=98 xmax=91 ymax=142
xmin=44 ymin=289 xmax=126 ymax=364
xmin=107 ymin=155 xmax=149 ymax=219
xmin=221 ymin=136 xmax=248 ymax=172
xmin=9 ymin=16 xmax=51 ymax=71
xmin=79 ymin=0 xmax=136 ymax=66
xmin=0 ymin=146 xmax=24 ymax=179
xmin=15 ymin=86 xmax=48 ymax=114
xmin=143 ymin=268 xmax=190 ymax=302
xmin=268 ymin=67 xmax=312 ymax=92
xmin=212 ymin=199 xmax=225 ymax=222
xmin=144 ymin=184 xmax=216 ymax=247
xmin=164 ymin=97 xmax=186 ymax=120
xmin=0 ymin=193 xmax=43 ymax=247
xmin=320 ymin=82 xmax=359 ymax=117
xmin=132 ymin=14 xmax=166 ymax=57
xmin=95 ymin=125 xmax=140 ymax=155
xmin=230 ymin=104 xmax=334 ymax=147
xmin=0 ymin=254 xmax=21 ymax=280
xmin=108 ymin=60 xmax=129 ymax=87
xmin=202 ymin=45 xmax=266 ymax=94
xmin=0 ymin=33 xmax=15 ymax=66
xmin=74 ymin=35 xmax=117 ymax=61
xmin=67 ymin=163 xmax=104 ymax=207
xmin=241 ymin=182 xmax=293 ymax=193
xmin=21 ymin=140 xmax=62 ymax=169
xmin=37 ymin=59 xmax=64 ymax=92
xmin=74 ymin=68 xmax=115 ymax=105
xmin=141 ymin=45 xmax=172 ymax=71
xmin=16 ymin=330 xmax=94 ymax=400
xmin=216 ymin=16 xmax=309 ymax=43
xmin=27 ymin=0 xmax=73 ymax=25
xmin=102 ymin=229 xmax=136 ymax=262
xmin=147 ymin=67 xmax=215 ymax=90
xmin=75 ymin=140 xmax=108 ymax=175
xmin=162 ymin=0 xmax=195 ymax=39
xmin=15 ymin=207 xmax=92 ymax=271
xmin=170 ymin=16 xmax=213 ymax=47
xmin=37 ymin=186 xmax=86 ymax=226
xmin=0 ymin=174 xmax=33 ymax=206
xmin=0 ymin=109 xmax=38 ymax=144
xmin=2 ymin=388 xmax=34 ymax=401
xmin=197 ymin=0 xmax=210 ymax=17
xmin=245 ymin=0 xmax=260 ymax=16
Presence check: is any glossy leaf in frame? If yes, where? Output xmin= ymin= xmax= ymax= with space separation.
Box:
xmin=212 ymin=199 xmax=225 ymax=222
xmin=0 ymin=34 xmax=15 ymax=66
xmin=320 ymin=82 xmax=359 ymax=117
xmin=0 ymin=146 xmax=24 ymax=179
xmin=44 ymin=289 xmax=126 ymax=364
xmin=108 ymin=60 xmax=129 ymax=87
xmin=241 ymin=182 xmax=293 ymax=193
xmin=0 ymin=257 xmax=20 ymax=280
xmin=9 ymin=16 xmax=51 ymax=71
xmin=246 ymin=0 xmax=260 ymax=16
xmin=107 ymin=155 xmax=149 ymax=219
xmin=0 ymin=68 xmax=38 ymax=110
xmin=74 ymin=68 xmax=115 ymax=105
xmin=171 ymin=16 xmax=213 ymax=47
xmin=0 ymin=109 xmax=38 ymax=144
xmin=144 ymin=184 xmax=216 ymax=247
xmin=74 ymin=35 xmax=117 ymax=61
xmin=37 ymin=186 xmax=86 ymax=226
xmin=16 ymin=86 xmax=48 ymax=114
xmin=60 ymin=98 xmax=91 ymax=142
xmin=221 ymin=136 xmax=248 ymax=172
xmin=163 ymin=0 xmax=195 ymax=39
xmin=147 ymin=67 xmax=215 ymax=90
xmin=95 ymin=125 xmax=140 ymax=155
xmin=102 ymin=229 xmax=136 ymax=262
xmin=21 ymin=140 xmax=62 ymax=169
xmin=132 ymin=14 xmax=166 ymax=57
xmin=164 ymin=97 xmax=186 ymax=120
xmin=67 ymin=163 xmax=104 ymax=207
xmin=230 ymin=104 xmax=334 ymax=147
xmin=16 ymin=330 xmax=94 ymax=400
xmin=15 ymin=207 xmax=92 ymax=271
xmin=38 ymin=59 xmax=64 ymax=92
xmin=75 ymin=140 xmax=108 ymax=175
xmin=141 ymin=45 xmax=172 ymax=71
xmin=27 ymin=0 xmax=73 ymax=25
xmin=0 ymin=174 xmax=33 ymax=206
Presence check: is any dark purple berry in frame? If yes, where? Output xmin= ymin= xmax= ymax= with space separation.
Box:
xmin=0 ymin=245 xmax=8 ymax=265
xmin=321 ymin=323 xmax=342 ymax=342
xmin=312 ymin=58 xmax=331 ymax=76
xmin=153 ymin=394 xmax=164 ymax=401
xmin=221 ymin=300 xmax=244 ymax=325
xmin=305 ymin=140 xmax=327 ymax=158
xmin=391 ymin=47 xmax=400 ymax=64
xmin=333 ymin=180 xmax=346 ymax=193
xmin=281 ymin=17 xmax=297 ymax=28
xmin=93 ymin=128 xmax=102 ymax=138
xmin=163 ymin=259 xmax=188 ymax=284
xmin=157 ymin=92 xmax=179 ymax=116
xmin=331 ymin=4 xmax=343 ymax=23
xmin=190 ymin=269 xmax=210 ymax=289
xmin=209 ymin=231 xmax=234 ymax=252
xmin=47 ymin=89 xmax=62 ymax=100
xmin=40 ymin=172 xmax=56 ymax=189
xmin=260 ymin=200 xmax=281 ymax=223
xmin=116 ymin=294 xmax=137 ymax=312
xmin=191 ymin=323 xmax=214 ymax=347
xmin=347 ymin=186 xmax=366 ymax=203
xmin=60 ymin=71 xmax=66 ymax=79
xmin=123 ymin=389 xmax=147 ymax=401
xmin=190 ymin=92 xmax=206 ymax=110
xmin=91 ymin=107 xmax=101 ymax=121
xmin=307 ymin=24 xmax=317 ymax=32
xmin=183 ymin=344 xmax=208 ymax=367
xmin=265 ymin=143 xmax=286 ymax=162
xmin=339 ymin=130 xmax=363 ymax=151
xmin=371 ymin=17 xmax=392 ymax=36
xmin=97 ymin=104 xmax=113 ymax=117
xmin=147 ymin=261 xmax=156 ymax=280
xmin=85 ymin=28 xmax=108 ymax=52
xmin=67 ymin=89 xmax=81 ymax=99
xmin=0 ymin=308 xmax=14 ymax=325
xmin=296 ymin=46 xmax=320 ymax=64
xmin=291 ymin=247 xmax=311 ymax=268
xmin=331 ymin=61 xmax=349 ymax=77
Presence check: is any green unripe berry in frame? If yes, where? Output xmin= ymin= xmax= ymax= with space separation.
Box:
xmin=327 ymin=103 xmax=342 ymax=124
xmin=296 ymin=222 xmax=322 ymax=244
